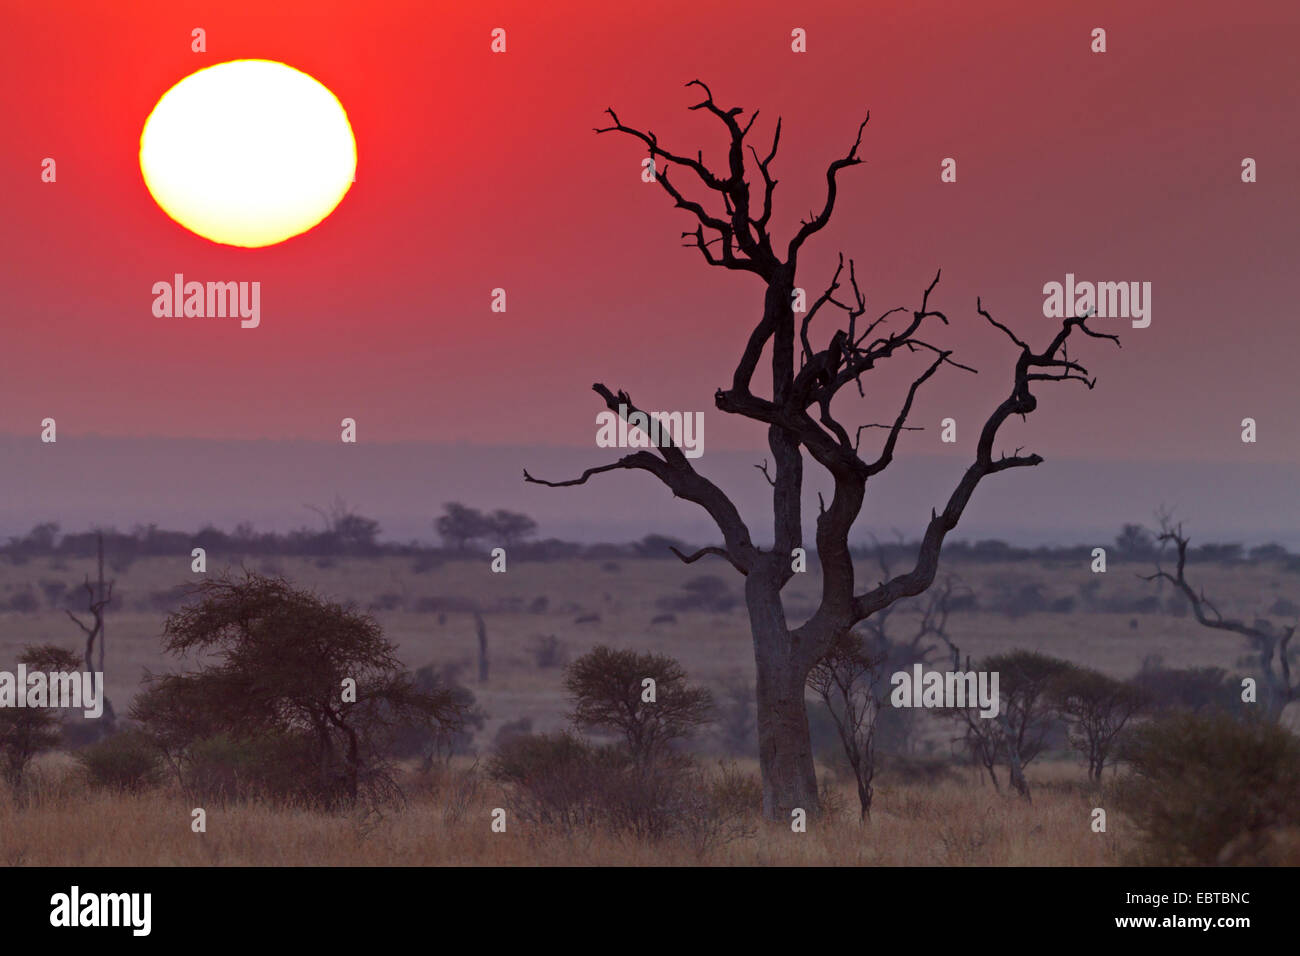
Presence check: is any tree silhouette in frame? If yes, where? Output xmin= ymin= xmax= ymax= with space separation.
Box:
xmin=488 ymin=509 xmax=536 ymax=547
xmin=563 ymin=646 xmax=713 ymax=765
xmin=132 ymin=571 xmax=472 ymax=807
xmin=526 ymin=81 xmax=1117 ymax=818
xmin=1144 ymin=517 xmax=1297 ymax=720
xmin=0 ymin=644 xmax=82 ymax=790
xmin=435 ymin=502 xmax=492 ymax=551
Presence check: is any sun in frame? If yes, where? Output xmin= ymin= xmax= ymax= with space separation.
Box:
xmin=140 ymin=59 xmax=356 ymax=248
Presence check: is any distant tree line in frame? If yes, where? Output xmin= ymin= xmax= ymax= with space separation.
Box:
xmin=3 ymin=514 xmax=1294 ymax=566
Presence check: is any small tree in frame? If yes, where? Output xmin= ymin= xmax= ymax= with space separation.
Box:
xmin=133 ymin=571 xmax=473 ymax=807
xmin=986 ymin=650 xmax=1071 ymax=771
xmin=0 ymin=645 xmax=82 ymax=790
xmin=487 ymin=509 xmax=538 ymax=547
xmin=434 ymin=502 xmax=492 ymax=551
xmin=806 ymin=630 xmax=883 ymax=820
xmin=563 ymin=646 xmax=713 ymax=765
xmin=1115 ymin=523 xmax=1155 ymax=559
xmin=932 ymin=634 xmax=1035 ymax=799
xmin=937 ymin=649 xmax=1011 ymax=794
xmin=1053 ymin=666 xmax=1147 ymax=781
xmin=306 ymin=497 xmax=382 ymax=554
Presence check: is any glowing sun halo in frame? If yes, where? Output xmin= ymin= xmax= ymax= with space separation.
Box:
xmin=140 ymin=60 xmax=356 ymax=248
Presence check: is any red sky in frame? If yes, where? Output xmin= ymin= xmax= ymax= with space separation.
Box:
xmin=2 ymin=0 xmax=1298 ymax=468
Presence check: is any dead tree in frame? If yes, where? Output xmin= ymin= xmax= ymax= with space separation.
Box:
xmin=66 ymin=572 xmax=116 ymax=730
xmin=858 ymin=542 xmax=965 ymax=675
xmin=524 ymin=81 xmax=1117 ymax=818
xmin=1143 ymin=518 xmax=1297 ymax=720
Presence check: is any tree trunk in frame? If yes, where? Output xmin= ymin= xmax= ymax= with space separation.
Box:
xmin=475 ymin=612 xmax=489 ymax=684
xmin=997 ymin=715 xmax=1031 ymax=801
xmin=96 ymin=533 xmax=106 ymax=675
xmin=748 ymin=575 xmax=819 ymax=820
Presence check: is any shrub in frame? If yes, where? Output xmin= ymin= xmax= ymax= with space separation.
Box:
xmin=708 ymin=760 xmax=762 ymax=817
xmin=493 ymin=717 xmax=534 ymax=750
xmin=1118 ymin=712 xmax=1300 ymax=864
xmin=487 ymin=731 xmax=612 ymax=828
xmin=76 ymin=730 xmax=163 ymax=793
xmin=488 ymin=732 xmax=754 ymax=848
xmin=367 ymin=592 xmax=405 ymax=611
xmin=1130 ymin=659 xmax=1238 ymax=715
xmin=184 ymin=732 xmax=323 ymax=805
xmin=993 ymin=582 xmax=1047 ymax=618
xmin=655 ymin=574 xmax=738 ymax=613
xmin=391 ymin=664 xmax=485 ymax=766
xmin=877 ymin=753 xmax=960 ymax=786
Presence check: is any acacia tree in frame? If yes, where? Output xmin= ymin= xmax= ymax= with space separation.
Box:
xmin=133 ymin=571 xmax=473 ymax=806
xmin=525 ymin=81 xmax=1117 ymax=818
xmin=563 ymin=646 xmax=713 ymax=765
xmin=0 ymin=645 xmax=82 ymax=790
xmin=1053 ymin=665 xmax=1147 ymax=782
xmin=986 ymin=650 xmax=1072 ymax=772
xmin=435 ymin=502 xmax=492 ymax=551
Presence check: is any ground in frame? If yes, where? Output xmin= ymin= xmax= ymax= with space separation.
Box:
xmin=0 ymin=551 xmax=1294 ymax=865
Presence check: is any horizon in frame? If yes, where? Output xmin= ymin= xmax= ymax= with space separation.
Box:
xmin=4 ymin=433 xmax=1298 ymax=549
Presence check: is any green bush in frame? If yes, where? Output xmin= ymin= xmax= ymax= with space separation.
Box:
xmin=76 ymin=730 xmax=164 ymax=793
xmin=1118 ymin=711 xmax=1300 ymax=864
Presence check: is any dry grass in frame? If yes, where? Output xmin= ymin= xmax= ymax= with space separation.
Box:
xmin=0 ymin=755 xmax=1123 ymax=866
xmin=0 ymin=552 xmax=1292 ymax=864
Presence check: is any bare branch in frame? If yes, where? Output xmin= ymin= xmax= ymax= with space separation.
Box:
xmin=525 ymin=384 xmax=760 ymax=574
xmin=669 ymin=545 xmax=748 ymax=575
xmin=788 ymin=112 xmax=869 ymax=258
